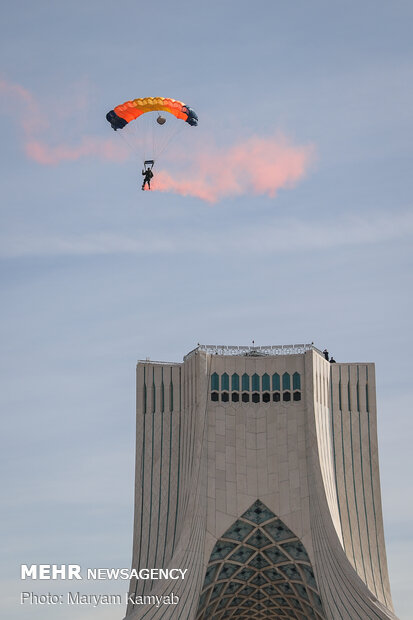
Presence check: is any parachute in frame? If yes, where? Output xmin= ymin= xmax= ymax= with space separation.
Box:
xmin=106 ymin=97 xmax=198 ymax=131
xmin=106 ymin=97 xmax=198 ymax=183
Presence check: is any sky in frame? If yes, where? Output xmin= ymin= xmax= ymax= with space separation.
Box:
xmin=1 ymin=1 xmax=412 ymax=618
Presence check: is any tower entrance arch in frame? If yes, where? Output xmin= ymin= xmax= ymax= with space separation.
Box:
xmin=196 ymin=500 xmax=326 ymax=619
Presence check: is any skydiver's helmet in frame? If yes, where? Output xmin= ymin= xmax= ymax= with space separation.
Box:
xmin=156 ymin=115 xmax=166 ymax=125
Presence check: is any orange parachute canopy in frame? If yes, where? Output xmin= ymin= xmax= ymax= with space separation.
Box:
xmin=106 ymin=97 xmax=198 ymax=130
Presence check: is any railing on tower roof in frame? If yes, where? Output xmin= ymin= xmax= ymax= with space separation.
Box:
xmin=184 ymin=343 xmax=321 ymax=361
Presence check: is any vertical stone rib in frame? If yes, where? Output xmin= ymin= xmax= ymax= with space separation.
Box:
xmin=330 ymin=362 xmax=394 ymax=610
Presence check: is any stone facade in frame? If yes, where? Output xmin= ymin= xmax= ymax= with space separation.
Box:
xmin=123 ymin=345 xmax=398 ymax=620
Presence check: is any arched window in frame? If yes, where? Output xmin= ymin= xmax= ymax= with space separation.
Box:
xmin=232 ymin=392 xmax=239 ymax=402
xmin=263 ymin=392 xmax=270 ymax=403
xmin=293 ymin=391 xmax=301 ymax=401
xmin=272 ymin=373 xmax=280 ymax=391
xmin=242 ymin=373 xmax=250 ymax=391
xmin=262 ymin=373 xmax=270 ymax=391
xmin=221 ymin=392 xmax=229 ymax=402
xmin=252 ymin=393 xmax=260 ymax=403
xmin=242 ymin=392 xmax=250 ymax=403
xmin=293 ymin=372 xmax=301 ymax=390
xmin=211 ymin=372 xmax=219 ymax=391
xmin=211 ymin=392 xmax=219 ymax=402
xmin=283 ymin=391 xmax=291 ymax=402
xmin=252 ymin=373 xmax=260 ymax=391
xmin=221 ymin=372 xmax=229 ymax=391
xmin=282 ymin=372 xmax=291 ymax=390
xmin=231 ymin=373 xmax=240 ymax=391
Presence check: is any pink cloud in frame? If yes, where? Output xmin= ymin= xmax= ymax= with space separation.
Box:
xmin=153 ymin=135 xmax=314 ymax=202
xmin=1 ymin=77 xmax=314 ymax=200
xmin=25 ymin=138 xmax=129 ymax=165
xmin=0 ymin=77 xmax=128 ymax=164
xmin=0 ymin=77 xmax=47 ymax=135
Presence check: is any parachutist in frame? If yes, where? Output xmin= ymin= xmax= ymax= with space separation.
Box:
xmin=106 ymin=98 xmax=198 ymax=186
xmin=142 ymin=168 xmax=154 ymax=190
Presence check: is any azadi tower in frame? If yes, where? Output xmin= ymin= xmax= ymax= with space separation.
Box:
xmin=123 ymin=344 xmax=398 ymax=620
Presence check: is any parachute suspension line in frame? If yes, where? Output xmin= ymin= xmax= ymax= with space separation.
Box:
xmin=152 ymin=117 xmax=155 ymax=163
xmin=118 ymin=129 xmax=141 ymax=159
xmin=142 ymin=113 xmax=148 ymax=165
xmin=154 ymin=122 xmax=186 ymax=160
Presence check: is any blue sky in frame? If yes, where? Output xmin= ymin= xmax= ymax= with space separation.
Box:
xmin=1 ymin=1 xmax=412 ymax=618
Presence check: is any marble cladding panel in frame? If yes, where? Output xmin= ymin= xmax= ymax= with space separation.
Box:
xmin=206 ymin=355 xmax=309 ymax=545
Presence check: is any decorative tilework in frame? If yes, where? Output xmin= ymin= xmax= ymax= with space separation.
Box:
xmin=210 ymin=373 xmax=301 ymax=405
xmin=210 ymin=541 xmax=237 ymax=561
xmin=231 ymin=373 xmax=240 ymax=391
xmin=263 ymin=519 xmax=295 ymax=542
xmin=246 ymin=531 xmax=272 ymax=549
xmin=242 ymin=373 xmax=250 ymax=391
xmin=282 ymin=373 xmax=291 ymax=390
xmin=211 ymin=372 xmax=219 ymax=390
xmin=223 ymin=521 xmax=255 ymax=542
xmin=196 ymin=500 xmax=326 ymax=619
xmin=272 ymin=373 xmax=281 ymax=391
xmin=242 ymin=500 xmax=275 ymax=524
xmin=222 ymin=373 xmax=230 ymax=391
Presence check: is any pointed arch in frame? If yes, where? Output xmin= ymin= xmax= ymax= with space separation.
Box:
xmin=196 ymin=500 xmax=326 ymax=619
